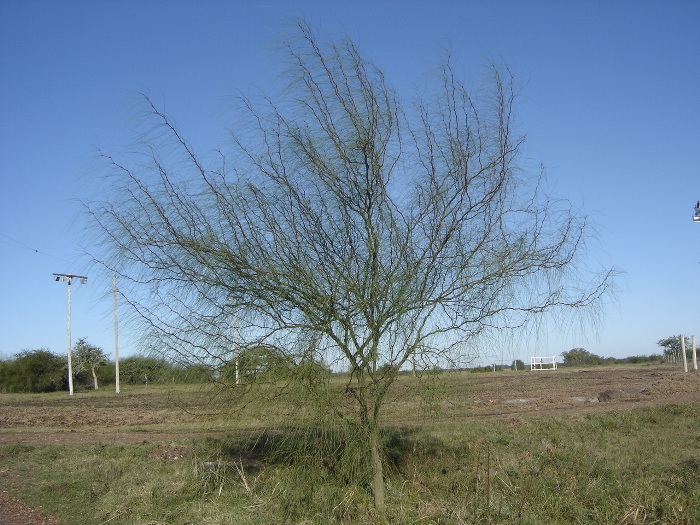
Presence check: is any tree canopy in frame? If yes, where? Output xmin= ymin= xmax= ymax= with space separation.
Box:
xmin=87 ymin=21 xmax=616 ymax=509
xmin=73 ymin=337 xmax=108 ymax=390
xmin=561 ymin=348 xmax=603 ymax=366
xmin=657 ymin=335 xmax=693 ymax=363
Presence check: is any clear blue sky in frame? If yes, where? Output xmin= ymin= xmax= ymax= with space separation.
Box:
xmin=1 ymin=0 xmax=698 ymax=364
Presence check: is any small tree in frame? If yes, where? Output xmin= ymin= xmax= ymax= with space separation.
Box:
xmin=561 ymin=348 xmax=603 ymax=366
xmin=73 ymin=338 xmax=108 ymax=390
xmin=511 ymin=359 xmax=526 ymax=371
xmin=657 ymin=335 xmax=692 ymax=364
xmin=87 ymin=22 xmax=617 ymax=509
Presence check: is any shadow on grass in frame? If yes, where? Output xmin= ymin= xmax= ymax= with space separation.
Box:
xmin=200 ymin=425 xmax=433 ymax=483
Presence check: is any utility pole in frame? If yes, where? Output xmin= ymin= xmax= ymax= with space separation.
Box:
xmin=113 ymin=274 xmax=120 ymax=394
xmin=233 ymin=303 xmax=240 ymax=385
xmin=227 ymin=296 xmax=241 ymax=385
xmin=53 ymin=273 xmax=88 ymax=396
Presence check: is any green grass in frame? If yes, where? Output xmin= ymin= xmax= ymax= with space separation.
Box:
xmin=1 ymin=400 xmax=698 ymax=524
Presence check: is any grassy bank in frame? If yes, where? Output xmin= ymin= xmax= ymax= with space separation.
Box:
xmin=1 ymin=400 xmax=698 ymax=524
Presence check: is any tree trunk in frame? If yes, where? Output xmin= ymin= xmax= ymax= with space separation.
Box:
xmin=368 ymin=423 xmax=385 ymax=511
xmin=91 ymin=365 xmax=99 ymax=390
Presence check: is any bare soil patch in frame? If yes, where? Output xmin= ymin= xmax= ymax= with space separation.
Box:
xmin=384 ymin=365 xmax=700 ymax=424
xmin=0 ymin=388 xmax=221 ymax=445
xmin=1 ymin=365 xmax=697 ymax=445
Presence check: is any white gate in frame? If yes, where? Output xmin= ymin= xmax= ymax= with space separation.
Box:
xmin=530 ymin=356 xmax=557 ymax=371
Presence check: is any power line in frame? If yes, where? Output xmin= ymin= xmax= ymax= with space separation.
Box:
xmin=0 ymin=232 xmax=73 ymax=263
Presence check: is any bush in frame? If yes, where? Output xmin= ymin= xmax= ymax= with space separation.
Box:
xmin=172 ymin=364 xmax=215 ymax=383
xmin=0 ymin=349 xmax=67 ymax=393
xmin=96 ymin=362 xmax=117 ymax=386
xmin=512 ymin=359 xmax=526 ymax=370
xmin=118 ymin=356 xmax=173 ymax=385
xmin=561 ymin=348 xmax=603 ymax=366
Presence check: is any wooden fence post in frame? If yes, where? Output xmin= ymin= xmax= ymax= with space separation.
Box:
xmin=681 ymin=334 xmax=688 ymax=372
xmin=693 ymin=335 xmax=697 ymax=371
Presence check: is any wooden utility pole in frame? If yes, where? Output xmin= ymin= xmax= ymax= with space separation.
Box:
xmin=53 ymin=273 xmax=88 ymax=396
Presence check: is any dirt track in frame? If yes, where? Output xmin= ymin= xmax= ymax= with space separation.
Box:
xmin=1 ymin=365 xmax=698 ymax=445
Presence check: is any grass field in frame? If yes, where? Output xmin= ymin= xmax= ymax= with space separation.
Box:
xmin=1 ymin=365 xmax=699 ymax=524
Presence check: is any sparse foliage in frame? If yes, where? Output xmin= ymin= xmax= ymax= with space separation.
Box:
xmin=87 ymin=21 xmax=616 ymax=508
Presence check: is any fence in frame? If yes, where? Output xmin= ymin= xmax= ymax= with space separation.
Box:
xmin=530 ymin=356 xmax=557 ymax=371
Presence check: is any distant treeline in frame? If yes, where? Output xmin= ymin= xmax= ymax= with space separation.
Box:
xmin=461 ymin=352 xmax=664 ymax=373
xmin=0 ymin=346 xmax=329 ymax=393
xmin=0 ymin=350 xmax=215 ymax=393
xmin=559 ymin=348 xmax=664 ymax=367
xmin=0 ymin=346 xmax=672 ymax=393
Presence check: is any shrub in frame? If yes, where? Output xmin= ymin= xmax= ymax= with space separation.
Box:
xmin=118 ymin=356 xmax=173 ymax=384
xmin=0 ymin=348 xmax=67 ymax=393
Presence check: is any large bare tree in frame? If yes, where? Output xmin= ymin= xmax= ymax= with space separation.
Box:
xmin=87 ymin=22 xmax=615 ymax=509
